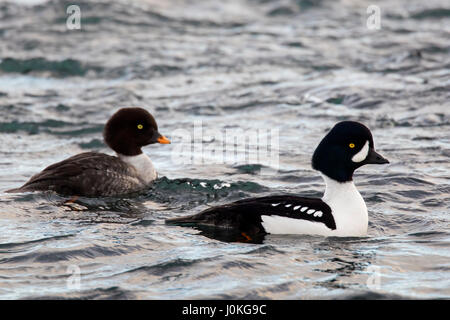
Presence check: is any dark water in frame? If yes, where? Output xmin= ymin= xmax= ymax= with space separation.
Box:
xmin=0 ymin=0 xmax=449 ymax=299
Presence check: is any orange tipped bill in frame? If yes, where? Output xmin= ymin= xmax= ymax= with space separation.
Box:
xmin=157 ymin=135 xmax=171 ymax=144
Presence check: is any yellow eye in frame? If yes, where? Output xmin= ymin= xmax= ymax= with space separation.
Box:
xmin=137 ymin=124 xmax=143 ymax=130
xmin=349 ymin=143 xmax=355 ymax=148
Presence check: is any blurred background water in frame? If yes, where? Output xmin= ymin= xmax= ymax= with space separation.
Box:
xmin=0 ymin=0 xmax=449 ymax=299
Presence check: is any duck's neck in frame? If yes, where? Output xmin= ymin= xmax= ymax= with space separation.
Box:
xmin=118 ymin=152 xmax=157 ymax=184
xmin=322 ymin=175 xmax=357 ymax=202
xmin=321 ymin=174 xmax=368 ymax=236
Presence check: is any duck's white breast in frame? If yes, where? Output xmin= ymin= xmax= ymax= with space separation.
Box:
xmin=119 ymin=153 xmax=157 ymax=185
xmin=322 ymin=176 xmax=368 ymax=237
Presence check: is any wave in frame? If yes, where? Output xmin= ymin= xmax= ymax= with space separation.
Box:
xmin=0 ymin=58 xmax=88 ymax=77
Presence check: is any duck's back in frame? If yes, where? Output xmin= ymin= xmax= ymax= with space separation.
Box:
xmin=167 ymin=195 xmax=336 ymax=235
xmin=8 ymin=152 xmax=146 ymax=197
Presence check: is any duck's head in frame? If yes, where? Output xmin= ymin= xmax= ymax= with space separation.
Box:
xmin=312 ymin=121 xmax=388 ymax=182
xmin=103 ymin=107 xmax=170 ymax=156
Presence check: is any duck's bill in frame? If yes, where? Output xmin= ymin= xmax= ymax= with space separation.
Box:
xmin=157 ymin=135 xmax=171 ymax=144
xmin=366 ymin=148 xmax=389 ymax=164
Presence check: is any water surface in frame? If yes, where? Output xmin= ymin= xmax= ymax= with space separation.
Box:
xmin=0 ymin=0 xmax=449 ymax=299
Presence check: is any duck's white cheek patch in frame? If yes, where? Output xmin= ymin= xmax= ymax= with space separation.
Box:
xmin=352 ymin=140 xmax=369 ymax=163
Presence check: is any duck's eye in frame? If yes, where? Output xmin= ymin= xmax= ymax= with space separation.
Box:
xmin=349 ymin=143 xmax=355 ymax=148
xmin=137 ymin=124 xmax=143 ymax=130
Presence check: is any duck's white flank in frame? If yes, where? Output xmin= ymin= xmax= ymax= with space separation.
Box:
xmin=261 ymin=215 xmax=333 ymax=236
xmin=118 ymin=153 xmax=157 ymax=184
